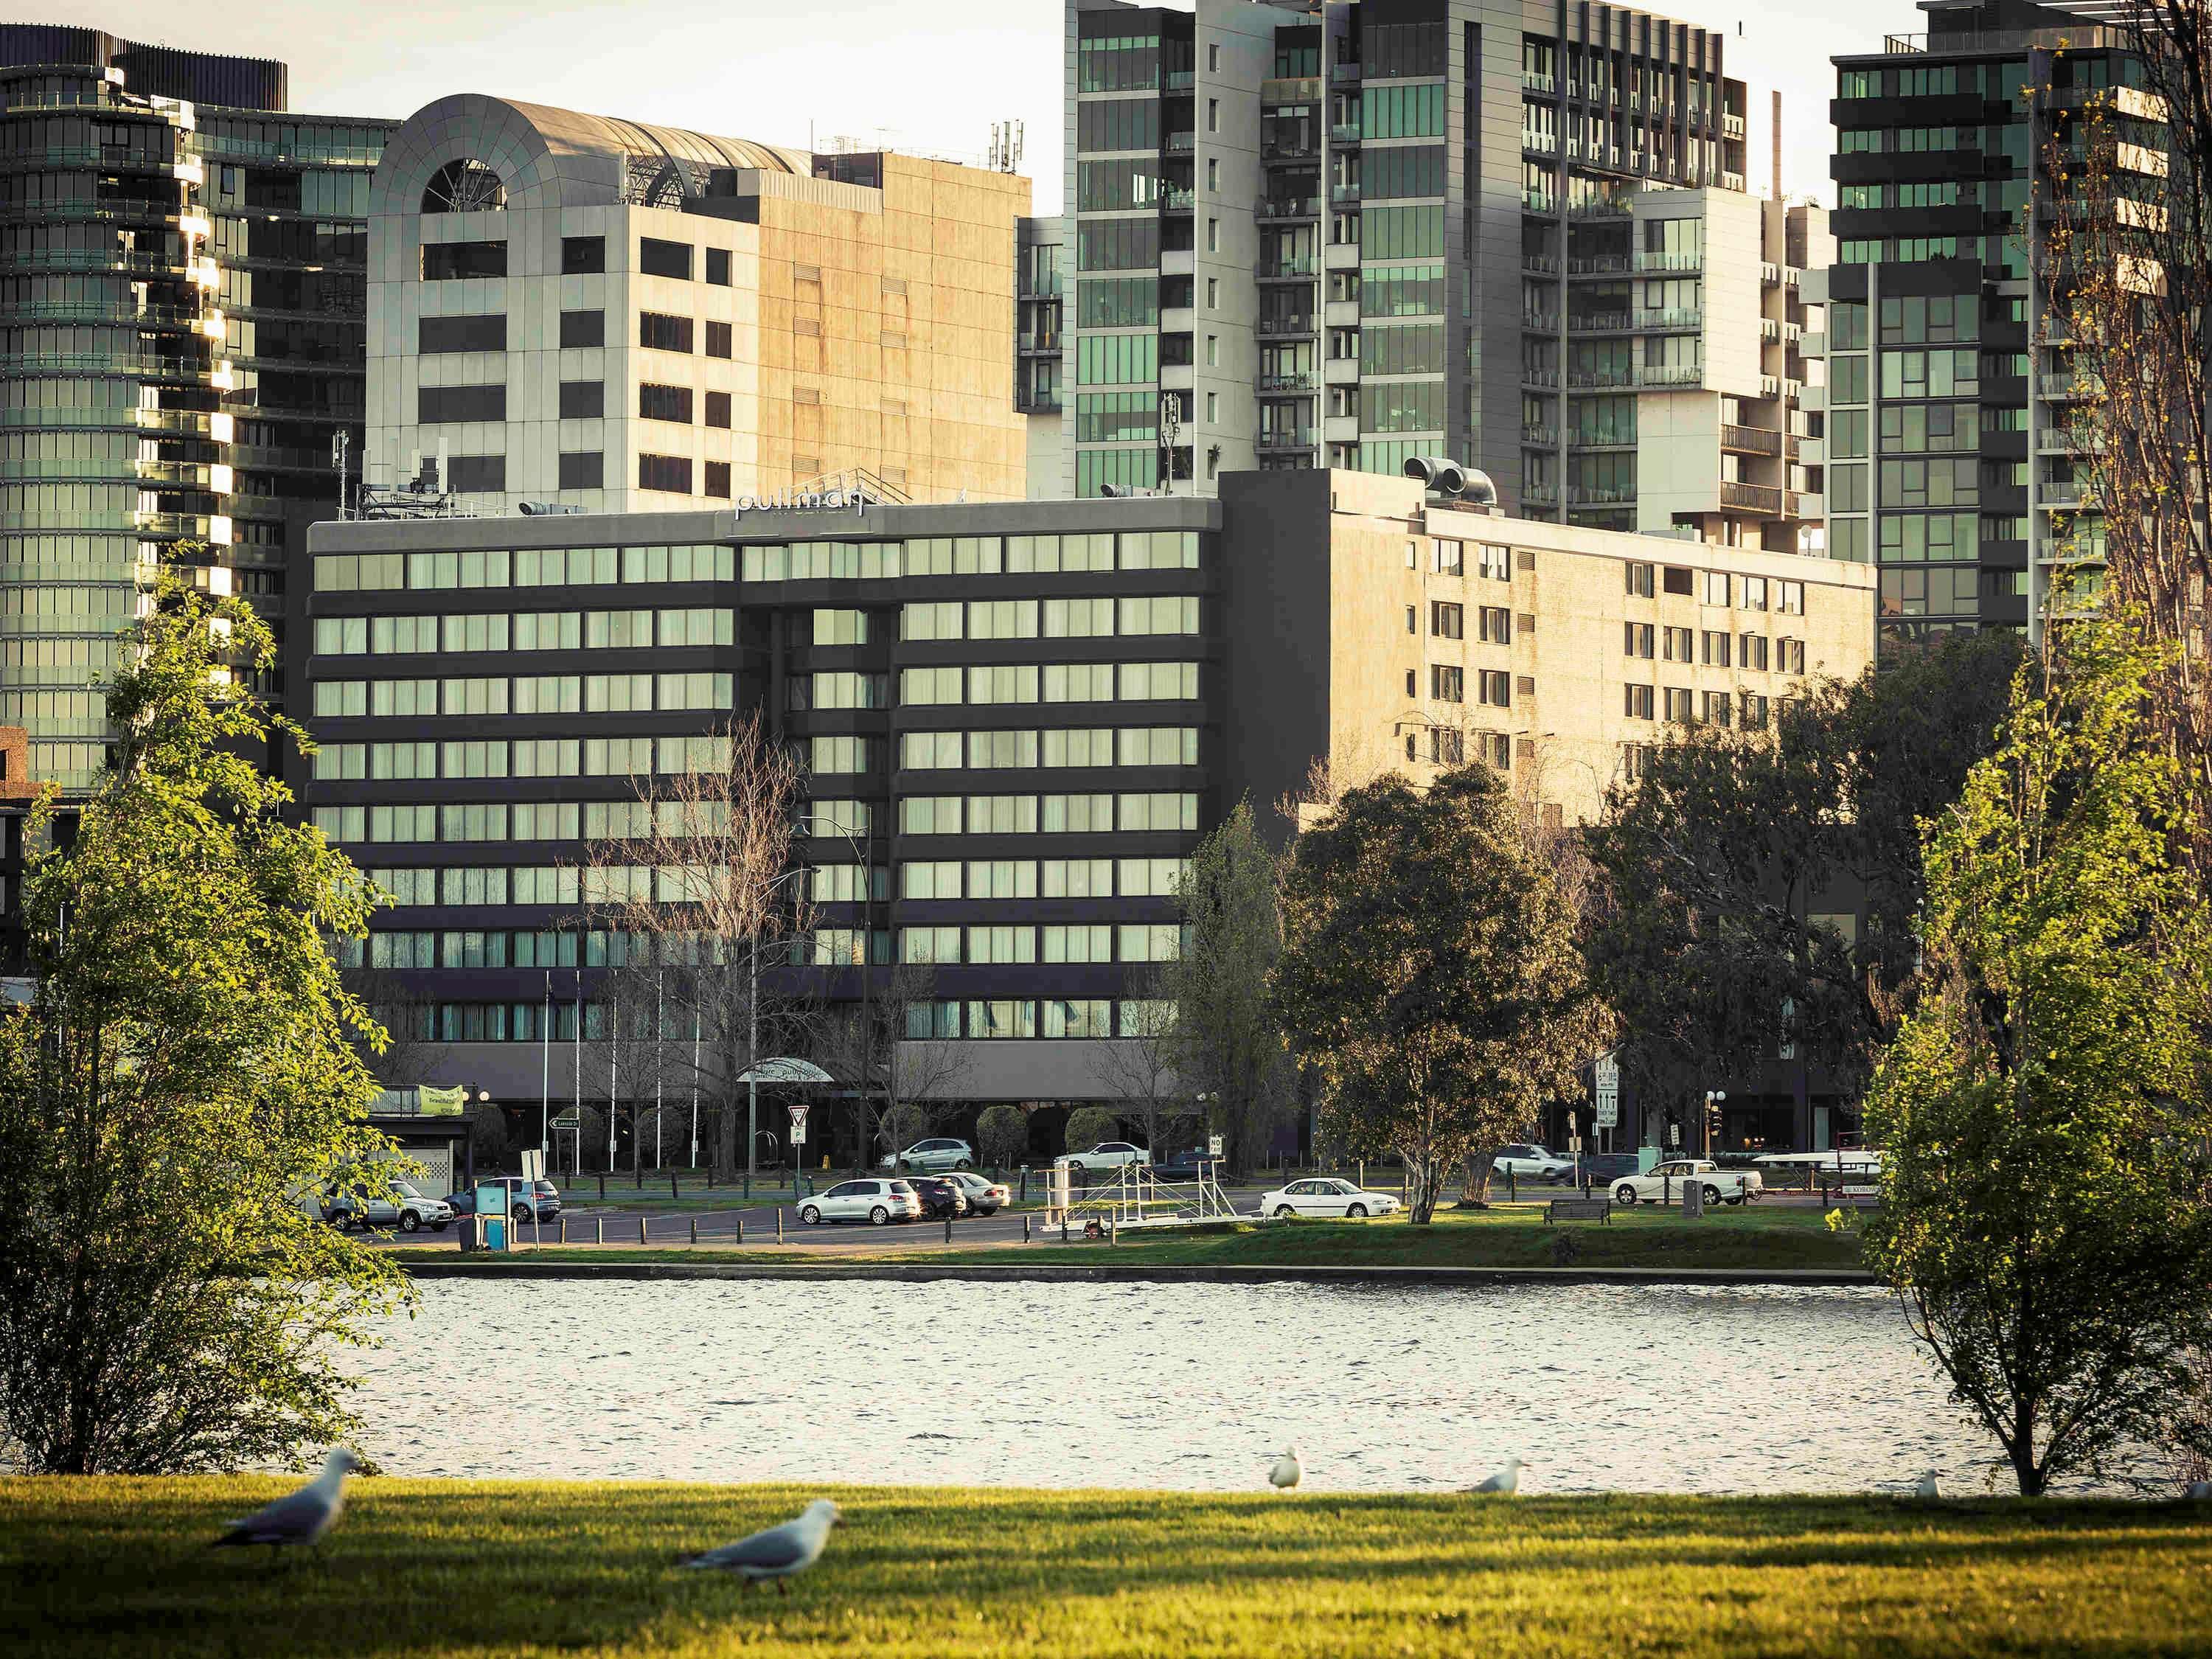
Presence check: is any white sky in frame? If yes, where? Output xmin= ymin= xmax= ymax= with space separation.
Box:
xmin=48 ymin=0 xmax=1913 ymax=212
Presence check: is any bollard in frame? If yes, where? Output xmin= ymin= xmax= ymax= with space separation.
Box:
xmin=945 ymin=1215 xmax=953 ymax=1244
xmin=689 ymin=1217 xmax=698 ymax=1245
xmin=1663 ymin=1174 xmax=1672 ymax=1206
xmin=597 ymin=1174 xmax=605 ymax=1202
xmin=744 ymin=1175 xmax=751 ymax=1203
xmin=559 ymin=1216 xmax=568 ymax=1245
xmin=596 ymin=1216 xmax=605 ymax=1245
xmin=734 ymin=1217 xmax=743 ymax=1244
xmin=1061 ymin=1216 xmax=1068 ymax=1245
xmin=777 ymin=1208 xmax=784 ymax=1242
xmin=1509 ymin=1166 xmax=1517 ymax=1203
xmin=639 ymin=1216 xmax=647 ymax=1245
xmin=1020 ymin=1166 xmax=1029 ymax=1203
xmin=671 ymin=1174 xmax=678 ymax=1200
xmin=1024 ymin=1214 xmax=1032 ymax=1244
xmin=1108 ymin=1214 xmax=1117 ymax=1247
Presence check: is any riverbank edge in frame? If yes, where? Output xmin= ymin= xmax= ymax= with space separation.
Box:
xmin=400 ymin=1259 xmax=1882 ymax=1288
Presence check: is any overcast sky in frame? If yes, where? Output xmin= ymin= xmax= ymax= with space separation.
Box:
xmin=52 ymin=0 xmax=1914 ymax=212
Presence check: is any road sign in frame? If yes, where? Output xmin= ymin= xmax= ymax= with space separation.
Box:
xmin=787 ymin=1103 xmax=810 ymax=1146
xmin=521 ymin=1149 xmax=544 ymax=1183
xmin=1593 ymin=1050 xmax=1620 ymax=1129
xmin=1208 ymin=1134 xmax=1224 ymax=1158
xmin=551 ymin=1108 xmax=580 ymax=1130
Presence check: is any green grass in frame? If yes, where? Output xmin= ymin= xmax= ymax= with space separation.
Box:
xmin=394 ymin=1204 xmax=1865 ymax=1273
xmin=5 ymin=1481 xmax=2210 ymax=1657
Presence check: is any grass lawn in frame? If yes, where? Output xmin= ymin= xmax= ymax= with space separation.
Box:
xmin=4 ymin=1481 xmax=2209 ymax=1658
xmin=394 ymin=1203 xmax=1865 ymax=1273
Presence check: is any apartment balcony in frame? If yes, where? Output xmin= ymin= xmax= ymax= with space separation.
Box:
xmin=1523 ymin=70 xmax=1557 ymax=94
xmin=1783 ymin=379 xmax=1803 ymax=400
xmin=1520 ymin=366 xmax=1562 ymax=389
xmin=1636 ymin=364 xmax=1703 ymax=388
xmin=1161 ymin=305 xmax=1194 ymax=333
xmin=1522 ymin=483 xmax=1559 ymax=507
xmin=1784 ymin=268 xmax=1803 ymax=289
xmin=1258 ymin=371 xmax=1318 ymax=393
xmin=1166 ymin=132 xmax=1196 ymax=153
xmin=1257 ymin=315 xmax=1316 ymax=341
xmin=1161 ymin=187 xmax=1194 ymax=213
xmin=1760 ymin=261 xmax=1781 ymax=285
xmin=1522 ymin=252 xmax=1561 ymax=275
xmin=1566 ymin=484 xmax=1635 ymax=506
xmin=1323 ymin=413 xmax=1360 ymax=442
xmin=1324 ymin=356 xmax=1360 ymax=384
xmin=1722 ymin=111 xmax=1747 ymax=139
xmin=1165 ymin=69 xmax=1194 ymax=91
xmin=2041 ymin=479 xmax=2085 ymax=507
xmin=1565 ymin=369 xmax=1634 ymax=390
xmin=1262 ymin=138 xmax=1318 ymax=161
xmin=1759 ymin=374 xmax=1781 ymax=398
xmin=1017 ymin=333 xmax=1061 ymax=355
xmin=1262 ymin=76 xmax=1319 ymax=104
xmin=1523 ymin=311 xmax=1561 ymax=333
xmin=1568 ymin=199 xmax=1633 ymax=219
xmin=1523 ymin=132 xmax=1559 ymax=156
xmin=1569 ymin=311 xmax=1632 ymax=334
xmin=1522 ymin=423 xmax=1559 ymax=448
xmin=1568 ymin=255 xmax=1631 ymax=277
xmin=1634 ymin=307 xmax=1701 ymax=331
xmin=1784 ymin=321 xmax=1804 ymax=345
xmin=1161 ymin=363 xmax=1194 ymax=392
xmin=1014 ymin=390 xmax=1061 ymax=415
xmin=1722 ymin=170 xmax=1747 ymax=192
xmin=1760 ymin=316 xmax=1781 ymax=341
xmin=1634 ymin=250 xmax=1700 ymax=273
xmin=1523 ymin=191 xmax=1557 ymax=214
xmin=1259 ymin=255 xmax=1319 ymax=281
xmin=1331 ymin=182 xmax=1362 ymax=205
xmin=1256 ymin=195 xmax=1320 ymax=222
xmin=1720 ymin=479 xmax=1784 ymax=515
xmin=1324 ymin=241 xmax=1361 ymax=270
xmin=1721 ymin=423 xmax=1783 ymax=456
xmin=1256 ymin=427 xmax=1316 ymax=453
xmin=1330 ymin=121 xmax=1361 ymax=144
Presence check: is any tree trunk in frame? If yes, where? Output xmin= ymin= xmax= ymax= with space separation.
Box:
xmin=1461 ymin=1150 xmax=1498 ymax=1207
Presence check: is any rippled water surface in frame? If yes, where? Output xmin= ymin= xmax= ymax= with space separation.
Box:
xmin=353 ymin=1280 xmax=2019 ymax=1495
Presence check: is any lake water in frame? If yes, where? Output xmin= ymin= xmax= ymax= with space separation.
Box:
xmin=351 ymin=1279 xmax=2041 ymax=1495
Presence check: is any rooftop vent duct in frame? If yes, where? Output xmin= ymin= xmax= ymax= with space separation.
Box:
xmin=1402 ymin=455 xmax=1497 ymax=505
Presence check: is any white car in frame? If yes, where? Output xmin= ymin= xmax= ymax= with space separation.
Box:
xmin=1492 ymin=1143 xmax=1576 ymax=1183
xmin=799 ymin=1178 xmax=924 ymax=1227
xmin=879 ymin=1137 xmax=976 ymax=1172
xmin=1259 ymin=1178 xmax=1402 ymax=1219
xmin=327 ymin=1181 xmax=453 ymax=1234
xmin=1057 ymin=1142 xmax=1150 ymax=1179
xmin=944 ymin=1169 xmax=1010 ymax=1214
xmin=1609 ymin=1160 xmax=1764 ymax=1207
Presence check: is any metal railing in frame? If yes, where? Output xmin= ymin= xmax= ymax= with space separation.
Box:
xmin=1721 ymin=480 xmax=1784 ymax=514
xmin=1722 ymin=423 xmax=1783 ymax=456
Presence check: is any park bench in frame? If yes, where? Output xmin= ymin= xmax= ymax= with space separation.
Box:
xmin=1545 ymin=1196 xmax=1613 ymax=1225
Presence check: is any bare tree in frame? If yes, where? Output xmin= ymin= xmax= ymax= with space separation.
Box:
xmin=818 ymin=961 xmax=974 ymax=1166
xmin=2039 ymin=9 xmax=2212 ymax=869
xmin=1093 ymin=964 xmax=1191 ymax=1155
xmin=576 ymin=713 xmax=810 ymax=1180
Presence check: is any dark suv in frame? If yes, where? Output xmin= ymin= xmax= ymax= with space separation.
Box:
xmin=445 ymin=1177 xmax=562 ymax=1222
xmin=907 ymin=1176 xmax=969 ymax=1220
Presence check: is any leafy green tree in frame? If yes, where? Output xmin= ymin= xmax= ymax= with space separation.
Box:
xmin=1062 ymin=1105 xmax=1122 ymax=1159
xmin=1860 ymin=618 xmax=2212 ymax=1495
xmin=1272 ymin=765 xmax=1600 ymax=1223
xmin=1166 ymin=800 xmax=1288 ymax=1174
xmin=0 ymin=580 xmax=408 ymax=1475
xmin=975 ymin=1104 xmax=1026 ymax=1170
xmin=1584 ymin=631 xmax=2020 ymax=1141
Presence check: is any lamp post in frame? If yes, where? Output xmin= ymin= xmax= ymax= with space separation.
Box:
xmin=1703 ymin=1090 xmax=1727 ymax=1159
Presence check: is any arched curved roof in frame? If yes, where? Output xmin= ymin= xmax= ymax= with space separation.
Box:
xmin=369 ymin=93 xmax=813 ymax=218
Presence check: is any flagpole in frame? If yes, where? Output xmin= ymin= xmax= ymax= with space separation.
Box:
xmin=539 ymin=970 xmax=551 ymax=1166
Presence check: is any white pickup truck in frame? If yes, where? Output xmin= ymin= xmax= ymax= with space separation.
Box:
xmin=1608 ymin=1160 xmax=1763 ymax=1207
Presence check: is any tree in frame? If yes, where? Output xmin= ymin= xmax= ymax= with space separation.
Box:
xmin=1093 ymin=964 xmax=1189 ymax=1157
xmin=1166 ymin=800 xmax=1289 ymax=1174
xmin=1273 ymin=765 xmax=1601 ymax=1224
xmin=580 ymin=714 xmax=809 ymax=1179
xmin=2038 ymin=10 xmax=2211 ymax=870
xmin=0 ymin=580 xmax=407 ymax=1475
xmin=468 ymin=1102 xmax=509 ymax=1169
xmin=1860 ymin=616 xmax=2212 ymax=1495
xmin=1062 ymin=1105 xmax=1122 ymax=1158
xmin=1583 ymin=633 xmax=2020 ymax=1144
xmin=975 ymin=1104 xmax=1027 ymax=1170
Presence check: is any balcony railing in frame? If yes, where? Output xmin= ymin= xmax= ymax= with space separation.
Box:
xmin=1166 ymin=132 xmax=1195 ymax=153
xmin=1722 ymin=423 xmax=1783 ymax=456
xmin=1635 ymin=250 xmax=1701 ymax=273
xmin=1570 ymin=311 xmax=1631 ymax=334
xmin=1523 ymin=71 xmax=1557 ymax=94
xmin=1258 ymin=371 xmax=1317 ymax=392
xmin=1160 ymin=187 xmax=1194 ymax=212
xmin=1722 ymin=112 xmax=1746 ymax=139
xmin=1568 ymin=255 xmax=1630 ymax=276
xmin=1635 ymin=307 xmax=1701 ymax=330
xmin=1568 ymin=199 xmax=1632 ymax=218
xmin=1721 ymin=480 xmax=1784 ymax=514
xmin=1636 ymin=364 xmax=1703 ymax=387
xmin=1520 ymin=366 xmax=1562 ymax=388
xmin=1523 ymin=192 xmax=1557 ymax=213
xmin=1256 ymin=428 xmax=1315 ymax=451
xmin=1330 ymin=121 xmax=1362 ymax=143
xmin=1166 ymin=69 xmax=1195 ymax=90
xmin=1256 ymin=196 xmax=1320 ymax=220
xmin=1331 ymin=61 xmax=1361 ymax=83
xmin=1257 ymin=316 xmax=1315 ymax=339
xmin=1017 ymin=333 xmax=1061 ymax=353
xmin=1259 ymin=256 xmax=1318 ymax=279
xmin=1521 ymin=253 xmax=1559 ymax=275
xmin=1521 ymin=424 xmax=1559 ymax=447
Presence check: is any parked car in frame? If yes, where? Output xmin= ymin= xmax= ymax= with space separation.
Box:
xmin=1492 ymin=1144 xmax=1576 ymax=1183
xmin=327 ymin=1181 xmax=453 ymax=1234
xmin=1152 ymin=1148 xmax=1216 ymax=1182
xmin=1609 ymin=1159 xmax=1764 ymax=1207
xmin=1579 ymin=1153 xmax=1644 ymax=1189
xmin=798 ymin=1178 xmax=924 ymax=1227
xmin=880 ymin=1138 xmax=976 ymax=1172
xmin=444 ymin=1178 xmax=562 ymax=1223
xmin=944 ymin=1170 xmax=1010 ymax=1214
xmin=1056 ymin=1142 xmax=1150 ymax=1179
xmin=1258 ymin=1178 xmax=1402 ymax=1220
xmin=907 ymin=1176 xmax=969 ymax=1220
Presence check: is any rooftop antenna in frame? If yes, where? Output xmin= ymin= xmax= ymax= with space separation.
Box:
xmin=989 ymin=120 xmax=1026 ymax=173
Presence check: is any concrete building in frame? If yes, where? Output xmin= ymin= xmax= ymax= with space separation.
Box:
xmin=1055 ymin=0 xmax=1768 ymax=530
xmin=297 ymin=470 xmax=1872 ymax=1141
xmin=1016 ymin=215 xmax=1068 ymax=495
xmin=0 ymin=27 xmax=392 ymax=788
xmin=364 ymin=97 xmax=1032 ymax=516
xmin=1808 ymin=0 xmax=2158 ymax=658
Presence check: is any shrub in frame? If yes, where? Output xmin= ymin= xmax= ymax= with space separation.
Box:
xmin=469 ymin=1102 xmax=508 ymax=1166
xmin=1062 ymin=1106 xmax=1121 ymax=1157
xmin=976 ymin=1104 xmax=1027 ymax=1168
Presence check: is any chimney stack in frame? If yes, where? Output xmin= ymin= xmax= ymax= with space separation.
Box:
xmin=1771 ymin=89 xmax=1783 ymax=199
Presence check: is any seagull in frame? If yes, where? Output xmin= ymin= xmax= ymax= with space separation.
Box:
xmin=1269 ymin=1448 xmax=1301 ymax=1491
xmin=1469 ymin=1458 xmax=1526 ymax=1495
xmin=1915 ymin=1471 xmax=1942 ymax=1500
xmin=682 ymin=1499 xmax=844 ymax=1592
xmin=212 ymin=1448 xmax=362 ymax=1549
xmin=2185 ymin=1481 xmax=2212 ymax=1501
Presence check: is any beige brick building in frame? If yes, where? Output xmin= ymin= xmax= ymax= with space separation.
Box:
xmin=364 ymin=97 xmax=1029 ymax=512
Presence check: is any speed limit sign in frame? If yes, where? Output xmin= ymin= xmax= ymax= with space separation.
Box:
xmin=787 ymin=1103 xmax=810 ymax=1145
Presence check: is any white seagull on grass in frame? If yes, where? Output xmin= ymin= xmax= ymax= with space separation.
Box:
xmin=1914 ymin=1472 xmax=1942 ymax=1499
xmin=1270 ymin=1448 xmax=1301 ymax=1491
xmin=212 ymin=1448 xmax=362 ymax=1549
xmin=683 ymin=1499 xmax=844 ymax=1593
xmin=1468 ymin=1458 xmax=1526 ymax=1495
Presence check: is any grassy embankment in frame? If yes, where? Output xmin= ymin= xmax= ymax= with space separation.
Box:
xmin=5 ymin=1480 xmax=2209 ymax=1658
xmin=392 ymin=1204 xmax=1865 ymax=1271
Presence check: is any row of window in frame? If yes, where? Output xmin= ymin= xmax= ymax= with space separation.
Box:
xmin=1621 ymin=627 xmax=1804 ymax=670
xmin=313 ymin=608 xmax=733 ymax=657
xmin=898 ymin=923 xmax=1184 ymax=967
xmin=315 ymin=734 xmax=737 ymax=783
xmin=898 ymin=793 xmax=1199 ymax=836
xmin=312 ymin=671 xmax=735 ymax=718
xmin=365 ymin=998 xmax=1172 ymax=1045
xmin=897 ymin=595 xmax=1199 ymax=641
xmin=1623 ymin=686 xmax=1788 ymax=727
xmin=1623 ymin=563 xmax=1807 ymax=613
xmin=313 ymin=543 xmax=736 ymax=594
xmin=896 ymin=728 xmax=1198 ymax=771
xmin=897 ymin=662 xmax=1200 ymax=706
xmin=740 ymin=530 xmax=1200 ymax=583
